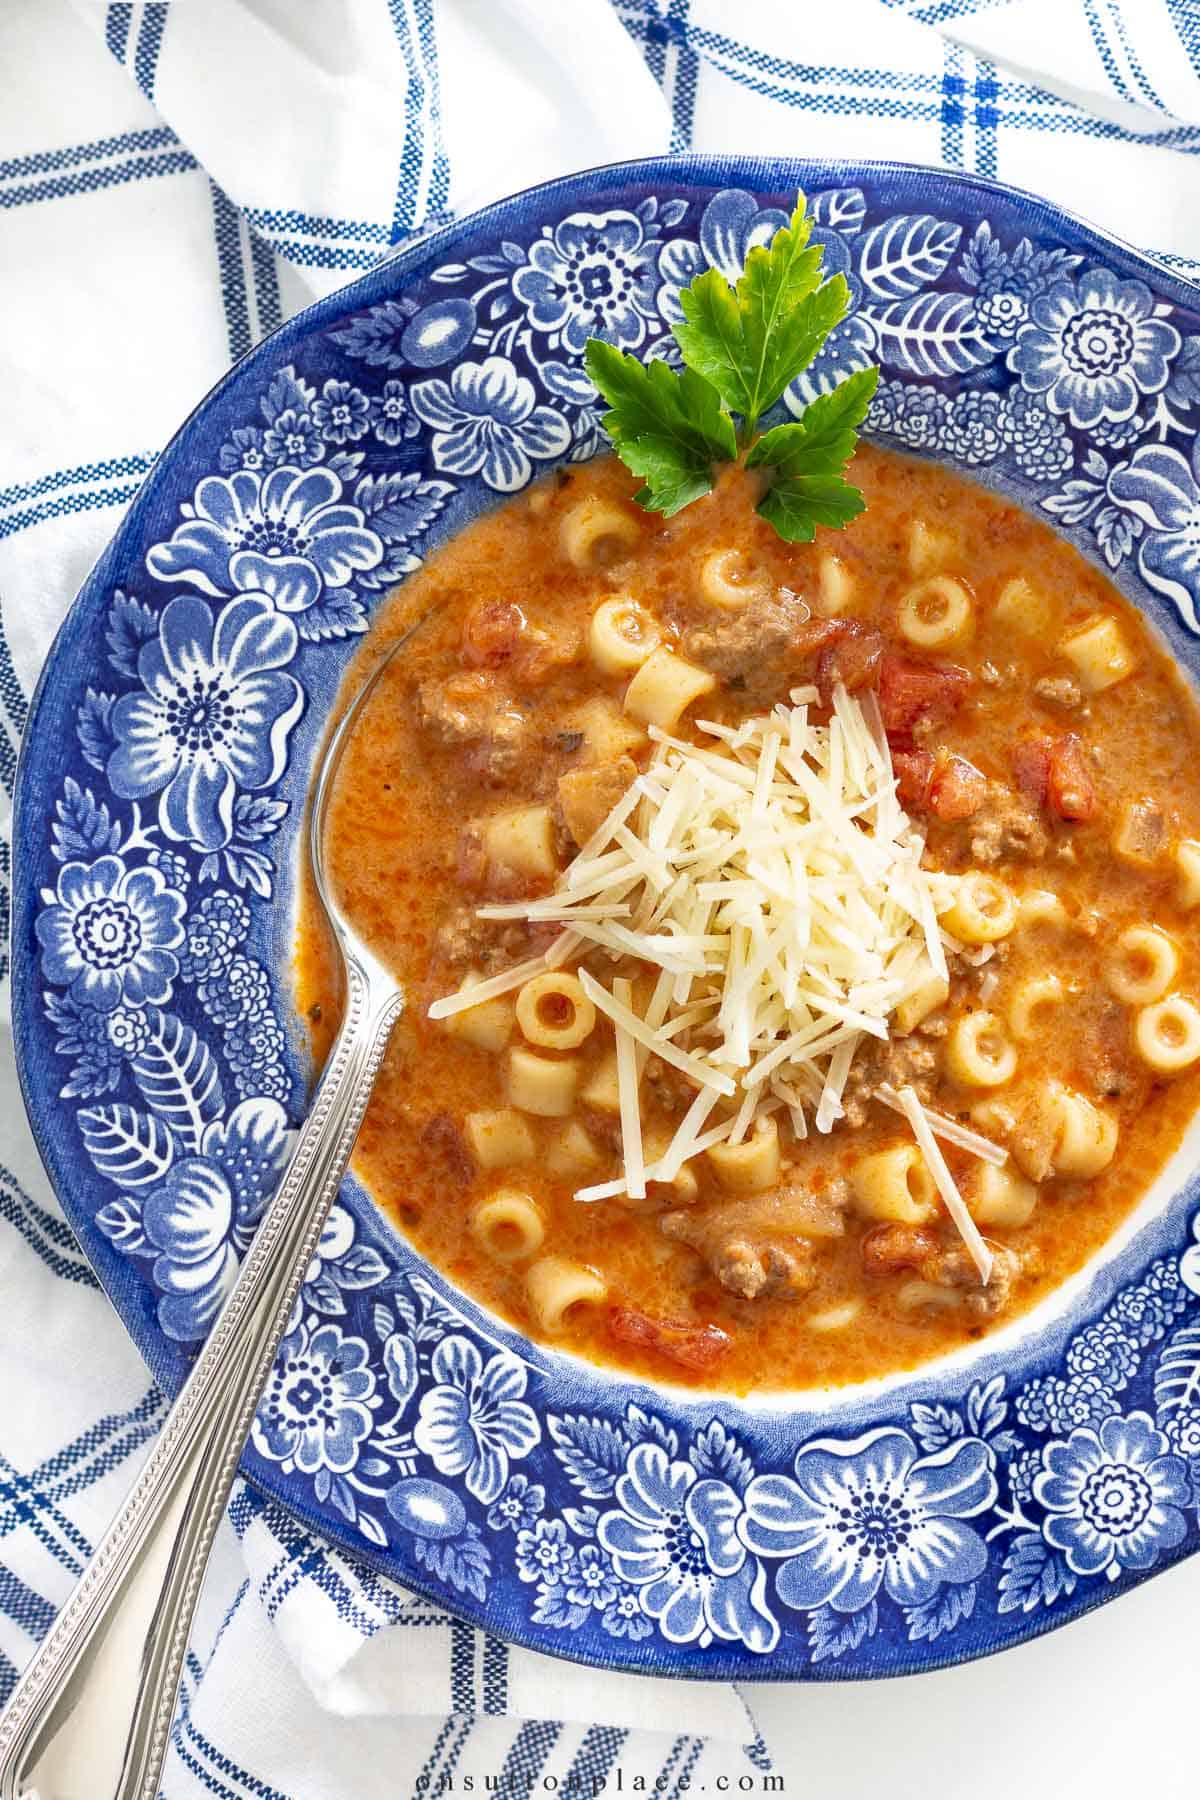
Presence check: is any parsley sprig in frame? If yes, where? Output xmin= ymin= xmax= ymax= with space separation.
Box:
xmin=583 ymin=192 xmax=879 ymax=543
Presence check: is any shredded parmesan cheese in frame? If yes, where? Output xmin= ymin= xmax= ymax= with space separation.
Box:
xmin=433 ymin=688 xmax=996 ymax=1278
xmin=867 ymin=1080 xmax=1007 ymax=1166
xmin=612 ymin=977 xmax=645 ymax=1200
xmin=893 ymin=1085 xmax=994 ymax=1283
xmin=874 ymin=1083 xmax=1007 ymax=1166
xmin=427 ymin=931 xmax=579 ymax=1018
xmin=548 ymin=691 xmax=955 ymax=1107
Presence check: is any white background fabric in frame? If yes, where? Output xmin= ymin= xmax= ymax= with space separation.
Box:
xmin=4 ymin=1 xmax=1200 ymax=1794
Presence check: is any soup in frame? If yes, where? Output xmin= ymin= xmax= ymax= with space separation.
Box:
xmin=296 ymin=445 xmax=1200 ymax=1393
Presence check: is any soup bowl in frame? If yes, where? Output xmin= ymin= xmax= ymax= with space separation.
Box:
xmin=14 ymin=155 xmax=1200 ymax=1681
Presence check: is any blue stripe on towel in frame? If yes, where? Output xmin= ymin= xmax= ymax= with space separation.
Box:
xmin=0 ymin=125 xmax=178 ymax=183
xmin=0 ymin=452 xmax=157 ymax=514
xmin=387 ymin=0 xmax=451 ymax=241
xmin=0 ymin=1563 xmax=57 ymax=1643
xmin=0 ymin=480 xmax=145 ymax=544
xmin=133 ymin=2 xmax=169 ymax=101
xmin=242 ymin=204 xmax=390 ymax=245
xmin=499 ymin=1720 xmax=563 ymax=1792
xmin=0 ymin=148 xmax=198 ymax=211
xmin=104 ymin=2 xmax=133 ymax=61
xmin=450 ymin=1616 xmax=475 ymax=1712
xmin=567 ymin=1726 xmax=629 ymax=1791
xmin=250 ymin=231 xmax=283 ymax=339
xmin=1168 ymin=0 xmax=1200 ymax=76
xmin=0 ymin=1164 xmax=97 ymax=1286
xmin=210 ymin=181 xmax=252 ymax=361
xmin=482 ymin=1632 xmax=508 ymax=1713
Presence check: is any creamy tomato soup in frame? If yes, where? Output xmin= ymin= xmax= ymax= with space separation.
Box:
xmin=295 ymin=446 xmax=1200 ymax=1393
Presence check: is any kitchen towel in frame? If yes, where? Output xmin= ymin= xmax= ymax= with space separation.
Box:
xmin=3 ymin=2 xmax=1200 ymax=1794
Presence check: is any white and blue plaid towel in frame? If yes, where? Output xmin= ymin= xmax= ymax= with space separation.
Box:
xmin=5 ymin=3 xmax=1200 ymax=1794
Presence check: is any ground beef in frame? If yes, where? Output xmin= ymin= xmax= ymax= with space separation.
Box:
xmin=460 ymin=599 xmax=527 ymax=669
xmin=454 ymin=824 xmax=487 ymax=891
xmin=714 ymin=1242 xmax=814 ymax=1300
xmin=863 ymin=1229 xmax=1026 ymax=1319
xmin=969 ymin=781 xmax=1049 ymax=864
xmin=432 ymin=905 xmax=535 ymax=974
xmin=416 ymin=672 xmax=534 ymax=785
xmin=433 ymin=903 xmax=490 ymax=969
xmin=841 ymin=1036 xmax=940 ymax=1127
xmin=840 ymin=1074 xmax=871 ymax=1131
xmin=873 ymin=1032 xmax=941 ymax=1093
xmin=923 ymin=1243 xmax=1025 ymax=1319
xmin=661 ymin=1184 xmax=840 ymax=1299
xmin=419 ymin=1113 xmax=473 ymax=1184
xmin=682 ymin=591 xmax=813 ymax=699
xmin=1079 ymin=999 xmax=1135 ymax=1100
xmin=1033 ymin=675 xmax=1083 ymax=710
xmin=583 ymin=1108 xmax=624 ymax=1155
xmin=643 ymin=1054 xmax=695 ymax=1114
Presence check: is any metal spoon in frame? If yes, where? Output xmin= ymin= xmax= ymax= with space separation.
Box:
xmin=0 ymin=631 xmax=415 ymax=1800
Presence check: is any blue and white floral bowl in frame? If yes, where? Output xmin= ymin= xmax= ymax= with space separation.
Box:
xmin=15 ymin=156 xmax=1200 ymax=1680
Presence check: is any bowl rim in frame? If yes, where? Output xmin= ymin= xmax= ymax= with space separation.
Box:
xmin=13 ymin=151 xmax=1200 ymax=1683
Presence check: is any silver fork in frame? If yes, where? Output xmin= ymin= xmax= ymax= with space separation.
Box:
xmin=0 ymin=633 xmax=414 ymax=1800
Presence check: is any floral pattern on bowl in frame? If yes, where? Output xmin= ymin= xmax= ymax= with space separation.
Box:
xmin=14 ymin=156 xmax=1200 ymax=1680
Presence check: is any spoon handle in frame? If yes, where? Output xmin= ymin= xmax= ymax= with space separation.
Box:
xmin=0 ymin=955 xmax=403 ymax=1800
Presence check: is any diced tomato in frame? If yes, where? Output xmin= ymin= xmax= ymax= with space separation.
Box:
xmin=878 ymin=653 xmax=970 ymax=737
xmin=608 ymin=1307 xmax=731 ymax=1373
xmin=892 ymin=749 xmax=985 ymax=821
xmin=892 ymin=748 xmax=934 ymax=810
xmin=1047 ymin=732 xmax=1097 ymax=822
xmin=928 ymin=753 xmax=987 ymax=822
xmin=1011 ymin=733 xmax=1096 ymax=821
xmin=1010 ymin=737 xmax=1050 ymax=805
xmin=791 ymin=617 xmax=845 ymax=659
xmin=814 ymin=621 xmax=884 ymax=705
xmin=461 ymin=600 xmax=526 ymax=669
xmin=861 ymin=1223 xmax=939 ymax=1276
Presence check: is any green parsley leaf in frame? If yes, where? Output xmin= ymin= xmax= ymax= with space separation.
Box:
xmin=673 ymin=195 xmax=848 ymax=434
xmin=583 ymin=192 xmax=881 ymax=545
xmin=745 ymin=365 xmax=879 ymax=543
xmin=584 ymin=340 xmax=737 ymax=517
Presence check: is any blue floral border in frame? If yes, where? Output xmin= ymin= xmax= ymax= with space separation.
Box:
xmin=14 ymin=156 xmax=1200 ymax=1680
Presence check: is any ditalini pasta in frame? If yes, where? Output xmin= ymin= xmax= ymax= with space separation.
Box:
xmin=897 ymin=575 xmax=974 ymax=649
xmin=560 ymin=496 xmax=641 ymax=569
xmin=587 ymin=596 xmax=661 ymax=675
xmin=525 ymin=1256 xmax=608 ymax=1333
xmin=698 ymin=547 xmax=770 ymax=611
xmin=298 ymin=446 xmax=1200 ymax=1393
xmin=470 ymin=1189 xmax=545 ymax=1261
